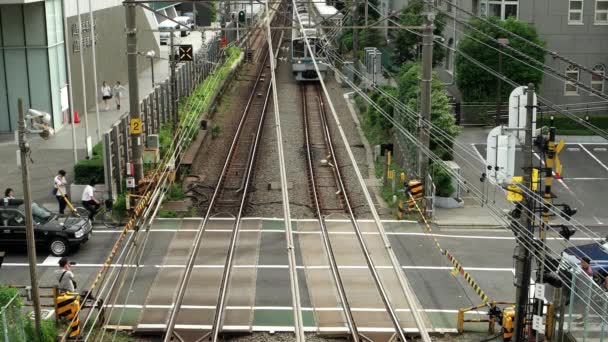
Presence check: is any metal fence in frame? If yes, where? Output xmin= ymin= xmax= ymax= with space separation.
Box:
xmin=102 ymin=38 xmax=222 ymax=199
xmin=0 ymin=293 xmax=25 ymax=342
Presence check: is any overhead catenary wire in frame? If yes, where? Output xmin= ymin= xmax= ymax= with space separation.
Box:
xmin=292 ymin=2 xmax=432 ymax=340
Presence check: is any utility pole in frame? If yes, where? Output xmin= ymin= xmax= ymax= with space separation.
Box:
xmin=352 ymin=0 xmax=358 ymax=66
xmin=495 ymin=38 xmax=508 ymax=127
xmin=17 ymin=98 xmax=42 ymax=337
xmin=513 ymin=83 xmax=535 ymax=342
xmin=170 ymin=31 xmax=178 ymax=127
xmin=76 ymin=0 xmax=91 ymax=158
xmin=61 ymin=0 xmax=78 ymax=163
xmin=418 ymin=3 xmax=434 ymax=197
xmin=126 ymin=3 xmax=144 ymax=183
xmin=88 ymin=0 xmax=101 ymax=142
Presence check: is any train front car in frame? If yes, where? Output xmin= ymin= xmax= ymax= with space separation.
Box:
xmin=291 ymin=3 xmax=328 ymax=81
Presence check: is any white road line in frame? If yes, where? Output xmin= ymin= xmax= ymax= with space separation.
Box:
xmin=41 ymin=256 xmax=60 ymax=266
xmin=135 ymin=324 xmax=458 ymax=333
xmin=593 ymin=216 xmax=604 ymax=225
xmin=562 ymin=177 xmax=608 ymax=180
xmin=533 ymin=152 xmax=583 ymax=206
xmin=472 ymin=143 xmax=486 ymax=163
xmin=580 ymin=144 xmax=608 ymax=173
xmin=566 ymin=147 xmax=580 ymax=152
xmin=594 ymin=147 xmax=607 ymax=152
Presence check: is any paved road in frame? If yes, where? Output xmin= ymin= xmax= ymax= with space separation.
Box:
xmin=0 ymin=218 xmax=601 ymax=336
xmin=474 ymin=143 xmax=608 ymax=227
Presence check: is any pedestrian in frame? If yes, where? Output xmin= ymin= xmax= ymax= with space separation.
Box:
xmin=54 ymin=170 xmax=69 ymax=215
xmin=3 ymin=188 xmax=13 ymax=207
xmin=101 ymin=81 xmax=112 ymax=111
xmin=81 ymin=180 xmax=100 ymax=220
xmin=56 ymin=257 xmax=77 ymax=293
xmin=581 ymin=256 xmax=593 ymax=277
xmin=113 ymin=81 xmax=126 ymax=110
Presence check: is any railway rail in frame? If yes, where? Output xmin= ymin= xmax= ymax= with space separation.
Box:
xmin=161 ymin=12 xmax=284 ymax=342
xmin=301 ymin=83 xmax=409 ymax=342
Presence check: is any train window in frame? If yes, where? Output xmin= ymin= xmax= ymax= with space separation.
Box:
xmin=293 ymin=40 xmax=305 ymax=58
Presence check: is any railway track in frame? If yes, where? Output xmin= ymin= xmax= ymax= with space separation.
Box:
xmin=158 ymin=12 xmax=284 ymax=342
xmin=301 ymin=83 xmax=408 ymax=342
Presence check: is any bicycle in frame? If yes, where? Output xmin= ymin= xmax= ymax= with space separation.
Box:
xmin=74 ymin=197 xmax=120 ymax=228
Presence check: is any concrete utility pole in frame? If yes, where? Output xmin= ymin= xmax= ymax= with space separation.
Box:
xmin=17 ymin=98 xmax=42 ymax=337
xmin=88 ymin=0 xmax=101 ymax=142
xmin=513 ymin=83 xmax=535 ymax=342
xmin=76 ymin=0 xmax=91 ymax=158
xmin=352 ymin=0 xmax=358 ymax=63
xmin=126 ymin=3 xmax=144 ymax=183
xmin=495 ymin=38 xmax=508 ymax=127
xmin=418 ymin=3 xmax=434 ymax=193
xmin=61 ymin=0 xmax=78 ymax=163
xmin=170 ymin=31 xmax=178 ymax=127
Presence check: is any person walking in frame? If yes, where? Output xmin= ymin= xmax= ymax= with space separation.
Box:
xmin=54 ymin=170 xmax=69 ymax=215
xmin=3 ymin=188 xmax=14 ymax=207
xmin=101 ymin=81 xmax=112 ymax=111
xmin=56 ymin=257 xmax=77 ymax=293
xmin=81 ymin=180 xmax=100 ymax=220
xmin=113 ymin=81 xmax=126 ymax=110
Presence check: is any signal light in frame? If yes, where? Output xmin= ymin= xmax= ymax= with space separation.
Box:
xmin=560 ymin=204 xmax=577 ymax=220
xmin=238 ymin=10 xmax=246 ymax=23
xmin=558 ymin=224 xmax=576 ymax=240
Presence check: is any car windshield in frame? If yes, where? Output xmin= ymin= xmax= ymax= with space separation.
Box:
xmin=31 ymin=203 xmax=53 ymax=223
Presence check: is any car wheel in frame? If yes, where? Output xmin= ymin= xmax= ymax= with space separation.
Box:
xmin=49 ymin=237 xmax=69 ymax=256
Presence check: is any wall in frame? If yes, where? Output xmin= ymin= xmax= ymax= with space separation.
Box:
xmin=67 ymin=5 xmax=159 ymax=116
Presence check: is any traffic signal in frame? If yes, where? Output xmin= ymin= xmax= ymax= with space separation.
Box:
xmin=558 ymin=224 xmax=576 ymax=240
xmin=238 ymin=10 xmax=246 ymax=23
xmin=178 ymin=44 xmax=193 ymax=62
xmin=559 ymin=204 xmax=577 ymax=220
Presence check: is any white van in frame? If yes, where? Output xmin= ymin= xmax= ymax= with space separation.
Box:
xmin=158 ymin=19 xmax=181 ymax=45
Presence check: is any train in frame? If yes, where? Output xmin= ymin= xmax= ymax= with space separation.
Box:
xmin=291 ymin=1 xmax=342 ymax=81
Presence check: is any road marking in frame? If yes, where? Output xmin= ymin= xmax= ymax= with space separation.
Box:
xmin=42 ymin=256 xmax=60 ymax=266
xmin=580 ymin=144 xmax=608 ymax=173
xmin=566 ymin=147 xmax=580 ymax=152
xmin=155 ymin=217 xmax=418 ymax=224
xmin=472 ymin=143 xmax=486 ymax=163
xmin=594 ymin=147 xmax=607 ymax=152
xmin=533 ymin=153 xmax=584 ymax=206
xmin=593 ymin=216 xmax=604 ymax=225
xmin=135 ymin=324 xmax=458 ymax=333
xmin=562 ymin=177 xmax=608 ymax=180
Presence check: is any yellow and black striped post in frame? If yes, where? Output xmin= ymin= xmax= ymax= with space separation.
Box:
xmin=55 ymin=290 xmax=81 ymax=338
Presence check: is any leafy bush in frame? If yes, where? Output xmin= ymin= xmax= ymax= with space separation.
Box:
xmin=166 ymin=183 xmax=186 ymax=201
xmin=0 ymin=287 xmax=57 ymax=342
xmin=74 ymin=142 xmax=104 ymax=184
xmin=25 ymin=319 xmax=57 ymax=342
xmin=211 ymin=123 xmax=221 ymax=139
xmin=431 ymin=164 xmax=455 ymax=198
xmin=113 ymin=192 xmax=128 ymax=217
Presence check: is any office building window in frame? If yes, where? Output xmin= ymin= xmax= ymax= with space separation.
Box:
xmin=569 ymin=0 xmax=584 ymax=24
xmin=596 ymin=0 xmax=608 ymax=23
xmin=483 ymin=0 xmax=518 ymax=20
xmin=565 ymin=65 xmax=580 ymax=95
xmin=592 ymin=64 xmax=605 ymax=92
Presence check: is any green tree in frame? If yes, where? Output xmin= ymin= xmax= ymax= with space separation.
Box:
xmin=392 ymin=0 xmax=447 ymax=67
xmin=396 ymin=62 xmax=460 ymax=160
xmin=455 ymin=17 xmax=546 ymax=103
xmin=363 ymin=86 xmax=398 ymax=145
xmin=338 ymin=0 xmax=384 ymax=56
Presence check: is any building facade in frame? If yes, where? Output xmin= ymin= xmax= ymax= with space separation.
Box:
xmin=436 ymin=0 xmax=608 ymax=112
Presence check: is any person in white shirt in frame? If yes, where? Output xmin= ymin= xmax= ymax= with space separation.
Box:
xmin=101 ymin=81 xmax=112 ymax=111
xmin=54 ymin=170 xmax=68 ymax=215
xmin=81 ymin=180 xmax=100 ymax=220
xmin=113 ymin=81 xmax=126 ymax=110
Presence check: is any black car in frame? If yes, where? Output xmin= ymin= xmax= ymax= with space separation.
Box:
xmin=0 ymin=202 xmax=92 ymax=256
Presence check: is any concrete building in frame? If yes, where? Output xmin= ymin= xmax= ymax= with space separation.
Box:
xmin=0 ymin=0 xmax=191 ymax=134
xmin=434 ymin=0 xmax=608 ymax=113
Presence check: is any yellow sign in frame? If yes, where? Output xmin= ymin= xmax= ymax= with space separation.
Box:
xmin=130 ymin=118 xmax=142 ymax=134
xmin=400 ymin=172 xmax=406 ymax=183
xmin=507 ymin=176 xmax=524 ymax=202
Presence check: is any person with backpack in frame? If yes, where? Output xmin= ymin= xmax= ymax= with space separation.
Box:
xmin=54 ymin=170 xmax=68 ymax=215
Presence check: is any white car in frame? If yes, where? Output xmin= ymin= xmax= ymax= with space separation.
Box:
xmin=158 ymin=19 xmax=180 ymax=45
xmin=173 ymin=16 xmax=194 ymax=37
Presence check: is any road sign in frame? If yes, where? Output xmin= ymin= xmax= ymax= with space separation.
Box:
xmin=130 ymin=118 xmax=142 ymax=134
xmin=179 ymin=44 xmax=193 ymax=62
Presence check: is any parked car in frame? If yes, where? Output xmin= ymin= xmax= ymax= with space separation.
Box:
xmin=561 ymin=237 xmax=608 ymax=281
xmin=159 ymin=19 xmax=180 ymax=45
xmin=0 ymin=202 xmax=92 ymax=256
xmin=174 ymin=16 xmax=194 ymax=36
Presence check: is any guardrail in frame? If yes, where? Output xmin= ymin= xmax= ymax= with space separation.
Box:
xmin=102 ymin=38 xmax=221 ymax=200
xmin=0 ymin=293 xmax=24 ymax=342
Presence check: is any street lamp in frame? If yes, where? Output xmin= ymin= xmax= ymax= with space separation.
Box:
xmin=146 ymin=50 xmax=156 ymax=89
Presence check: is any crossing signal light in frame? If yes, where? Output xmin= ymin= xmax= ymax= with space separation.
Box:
xmin=558 ymin=224 xmax=576 ymax=240
xmin=178 ymin=44 xmax=193 ymax=62
xmin=560 ymin=204 xmax=577 ymax=220
xmin=238 ymin=10 xmax=246 ymax=23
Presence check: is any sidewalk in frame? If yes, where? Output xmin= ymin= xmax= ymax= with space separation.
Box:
xmin=0 ymin=32 xmax=206 ymax=207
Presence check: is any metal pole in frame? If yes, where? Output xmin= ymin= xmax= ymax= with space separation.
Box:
xmin=495 ymin=46 xmax=502 ymax=127
xmin=151 ymin=59 xmax=155 ymax=88
xmin=352 ymin=0 xmax=358 ymax=62
xmin=170 ymin=31 xmax=178 ymax=127
xmin=76 ymin=0 xmax=91 ymax=158
xmin=126 ymin=3 xmax=144 ymax=182
xmin=88 ymin=0 xmax=101 ymax=142
xmin=418 ymin=4 xmax=433 ymax=193
xmin=17 ymin=98 xmax=42 ymax=337
xmin=61 ymin=0 xmax=78 ymax=163
xmin=513 ymin=83 xmax=536 ymax=342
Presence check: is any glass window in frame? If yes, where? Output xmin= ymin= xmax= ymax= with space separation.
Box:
xmin=565 ymin=65 xmax=580 ymax=95
xmin=486 ymin=0 xmax=519 ymax=20
xmin=31 ymin=203 xmax=53 ymax=223
xmin=591 ymin=64 xmax=605 ymax=92
xmin=293 ymin=40 xmax=305 ymax=58
xmin=596 ymin=0 xmax=608 ymax=23
xmin=569 ymin=0 xmax=584 ymax=24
